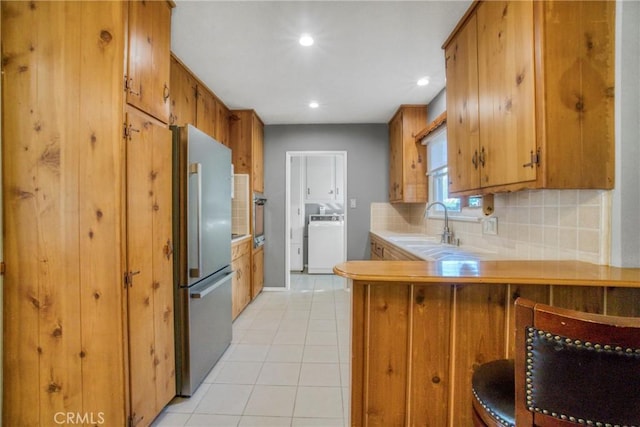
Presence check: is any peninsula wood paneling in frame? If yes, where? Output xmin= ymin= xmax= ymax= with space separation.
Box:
xmin=408 ymin=285 xmax=451 ymax=427
xmin=606 ymin=287 xmax=640 ymax=317
xmin=2 ymin=2 xmax=127 ymax=425
xmin=450 ymin=284 xmax=507 ymax=427
xmin=551 ymin=285 xmax=604 ymax=314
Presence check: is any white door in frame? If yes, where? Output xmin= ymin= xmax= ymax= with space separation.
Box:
xmin=289 ymin=157 xmax=304 ymax=271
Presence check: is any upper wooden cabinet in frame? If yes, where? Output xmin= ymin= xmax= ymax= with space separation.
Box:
xmin=230 ymin=110 xmax=265 ymax=193
xmin=169 ymin=55 xmax=231 ymax=146
xmin=169 ymin=56 xmax=197 ymax=127
xmin=388 ymin=105 xmax=428 ymax=203
xmin=127 ymin=0 xmax=172 ymax=124
xmin=444 ymin=0 xmax=615 ymax=196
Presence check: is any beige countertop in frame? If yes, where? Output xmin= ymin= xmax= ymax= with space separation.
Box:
xmin=333 ymin=260 xmax=640 ymax=287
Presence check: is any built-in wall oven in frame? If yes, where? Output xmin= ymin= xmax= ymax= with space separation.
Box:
xmin=253 ymin=194 xmax=266 ymax=248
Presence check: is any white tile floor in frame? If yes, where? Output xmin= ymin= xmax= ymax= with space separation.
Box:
xmin=152 ymin=273 xmax=351 ymax=427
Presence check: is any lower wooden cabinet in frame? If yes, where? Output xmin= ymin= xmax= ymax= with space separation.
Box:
xmin=370 ymin=233 xmax=420 ymax=261
xmin=231 ymin=238 xmax=252 ymax=319
xmin=252 ymin=246 xmax=265 ymax=299
xmin=125 ymin=107 xmax=175 ymax=427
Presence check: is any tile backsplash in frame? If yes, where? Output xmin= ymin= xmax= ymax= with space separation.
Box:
xmin=232 ymin=174 xmax=250 ymax=236
xmin=371 ymin=189 xmax=611 ymax=264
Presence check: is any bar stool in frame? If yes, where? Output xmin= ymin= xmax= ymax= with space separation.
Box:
xmin=472 ymin=298 xmax=640 ymax=427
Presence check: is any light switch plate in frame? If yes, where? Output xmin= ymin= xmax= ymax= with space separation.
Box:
xmin=483 ymin=217 xmax=498 ymax=235
xmin=350 ymin=198 xmax=357 ymax=208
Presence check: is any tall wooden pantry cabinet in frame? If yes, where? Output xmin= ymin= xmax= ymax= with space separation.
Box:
xmin=2 ymin=1 xmax=175 ymax=426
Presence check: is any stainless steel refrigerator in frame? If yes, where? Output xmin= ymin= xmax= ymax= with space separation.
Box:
xmin=172 ymin=125 xmax=233 ymax=396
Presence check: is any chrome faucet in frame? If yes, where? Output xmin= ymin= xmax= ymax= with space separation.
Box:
xmin=425 ymin=202 xmax=455 ymax=245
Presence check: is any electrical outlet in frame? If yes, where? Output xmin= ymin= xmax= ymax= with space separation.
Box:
xmin=482 ymin=217 xmax=498 ymax=235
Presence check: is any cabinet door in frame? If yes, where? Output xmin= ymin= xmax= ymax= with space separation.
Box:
xmin=252 ymin=114 xmax=264 ymax=193
xmin=445 ymin=14 xmax=481 ymax=194
xmin=305 ymin=155 xmax=335 ymax=201
xmin=169 ymin=56 xmax=197 ymax=126
xmin=252 ymin=247 xmax=264 ymax=299
xmin=125 ymin=109 xmax=175 ymax=426
xmin=127 ymin=1 xmax=171 ymax=123
xmin=290 ymin=244 xmax=303 ymax=272
xmin=216 ymin=102 xmax=230 ymax=147
xmin=476 ymin=1 xmax=536 ymax=188
xmin=196 ymin=86 xmax=217 ymax=140
xmin=232 ymin=250 xmax=252 ymax=319
xmin=388 ymin=115 xmax=403 ymax=201
xmin=400 ymin=109 xmax=428 ymax=202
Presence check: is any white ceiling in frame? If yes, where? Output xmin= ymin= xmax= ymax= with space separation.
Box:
xmin=171 ymin=1 xmax=472 ymax=125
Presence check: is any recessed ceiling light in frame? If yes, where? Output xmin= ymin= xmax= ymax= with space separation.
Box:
xmin=417 ymin=77 xmax=430 ymax=86
xmin=309 ymin=101 xmax=319 ymax=109
xmin=299 ymin=34 xmax=314 ymax=47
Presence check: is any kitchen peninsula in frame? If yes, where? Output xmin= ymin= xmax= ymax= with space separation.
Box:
xmin=334 ymin=258 xmax=640 ymax=426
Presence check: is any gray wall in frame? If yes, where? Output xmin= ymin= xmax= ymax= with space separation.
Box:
xmin=427 ymin=88 xmax=446 ymax=122
xmin=263 ymin=124 xmax=388 ymax=287
xmin=611 ymin=0 xmax=640 ymax=267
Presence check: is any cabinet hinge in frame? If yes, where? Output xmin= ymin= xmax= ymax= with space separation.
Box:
xmin=523 ymin=148 xmax=541 ymax=168
xmin=123 ymin=123 xmax=140 ymax=140
xmin=123 ymin=75 xmax=128 ymax=92
xmin=0 ymin=261 xmax=5 ymax=276
xmin=124 ymin=270 xmax=140 ymax=288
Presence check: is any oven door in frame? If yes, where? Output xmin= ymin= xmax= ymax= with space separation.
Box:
xmin=253 ymin=195 xmax=266 ymax=248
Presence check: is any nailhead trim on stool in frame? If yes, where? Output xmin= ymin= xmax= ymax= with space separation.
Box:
xmin=472 ymin=387 xmax=515 ymax=427
xmin=526 ymin=327 xmax=640 ymax=427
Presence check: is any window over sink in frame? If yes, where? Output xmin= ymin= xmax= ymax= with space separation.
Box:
xmin=424 ymin=124 xmax=460 ymax=212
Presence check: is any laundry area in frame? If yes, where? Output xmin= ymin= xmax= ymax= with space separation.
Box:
xmin=288 ymin=153 xmax=347 ymax=276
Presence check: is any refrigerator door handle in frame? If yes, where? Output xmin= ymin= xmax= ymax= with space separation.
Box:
xmin=189 ymin=162 xmax=203 ymax=278
xmin=190 ymin=272 xmax=234 ymax=299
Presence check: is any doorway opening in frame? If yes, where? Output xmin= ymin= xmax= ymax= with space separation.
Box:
xmin=284 ymin=151 xmax=347 ymax=290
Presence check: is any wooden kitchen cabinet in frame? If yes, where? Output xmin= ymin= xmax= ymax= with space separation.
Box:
xmin=370 ymin=233 xmax=420 ymax=261
xmin=231 ymin=238 xmax=252 ymax=319
xmin=2 ymin=2 xmax=174 ymax=426
xmin=169 ymin=55 xmax=197 ymax=127
xmin=388 ymin=105 xmax=428 ymax=203
xmin=169 ymin=54 xmax=231 ymax=146
xmin=444 ymin=0 xmax=615 ymax=196
xmin=252 ymin=246 xmax=265 ymax=299
xmin=127 ymin=0 xmax=172 ymax=124
xmin=125 ymin=107 xmax=175 ymax=427
xmin=229 ymin=109 xmax=265 ymax=193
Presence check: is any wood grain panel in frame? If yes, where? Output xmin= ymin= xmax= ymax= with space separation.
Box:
xmin=541 ymin=0 xmax=615 ymax=189
xmin=400 ymin=108 xmax=427 ymax=202
xmin=606 ymin=287 xmax=640 ymax=317
xmin=2 ymin=2 xmax=127 ymax=425
xmin=551 ymin=285 xmax=604 ymax=314
xmin=408 ymin=285 xmax=452 ymax=426
xmin=445 ymin=13 xmax=480 ymax=194
xmin=450 ymin=284 xmax=507 ymax=427
xmin=230 ymin=110 xmax=252 ymax=175
xmin=505 ymin=284 xmax=549 ymax=358
xmin=77 ymin=2 xmax=127 ymax=424
xmin=365 ymin=283 xmax=410 ymax=426
xmin=351 ymin=283 xmax=367 ymax=427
